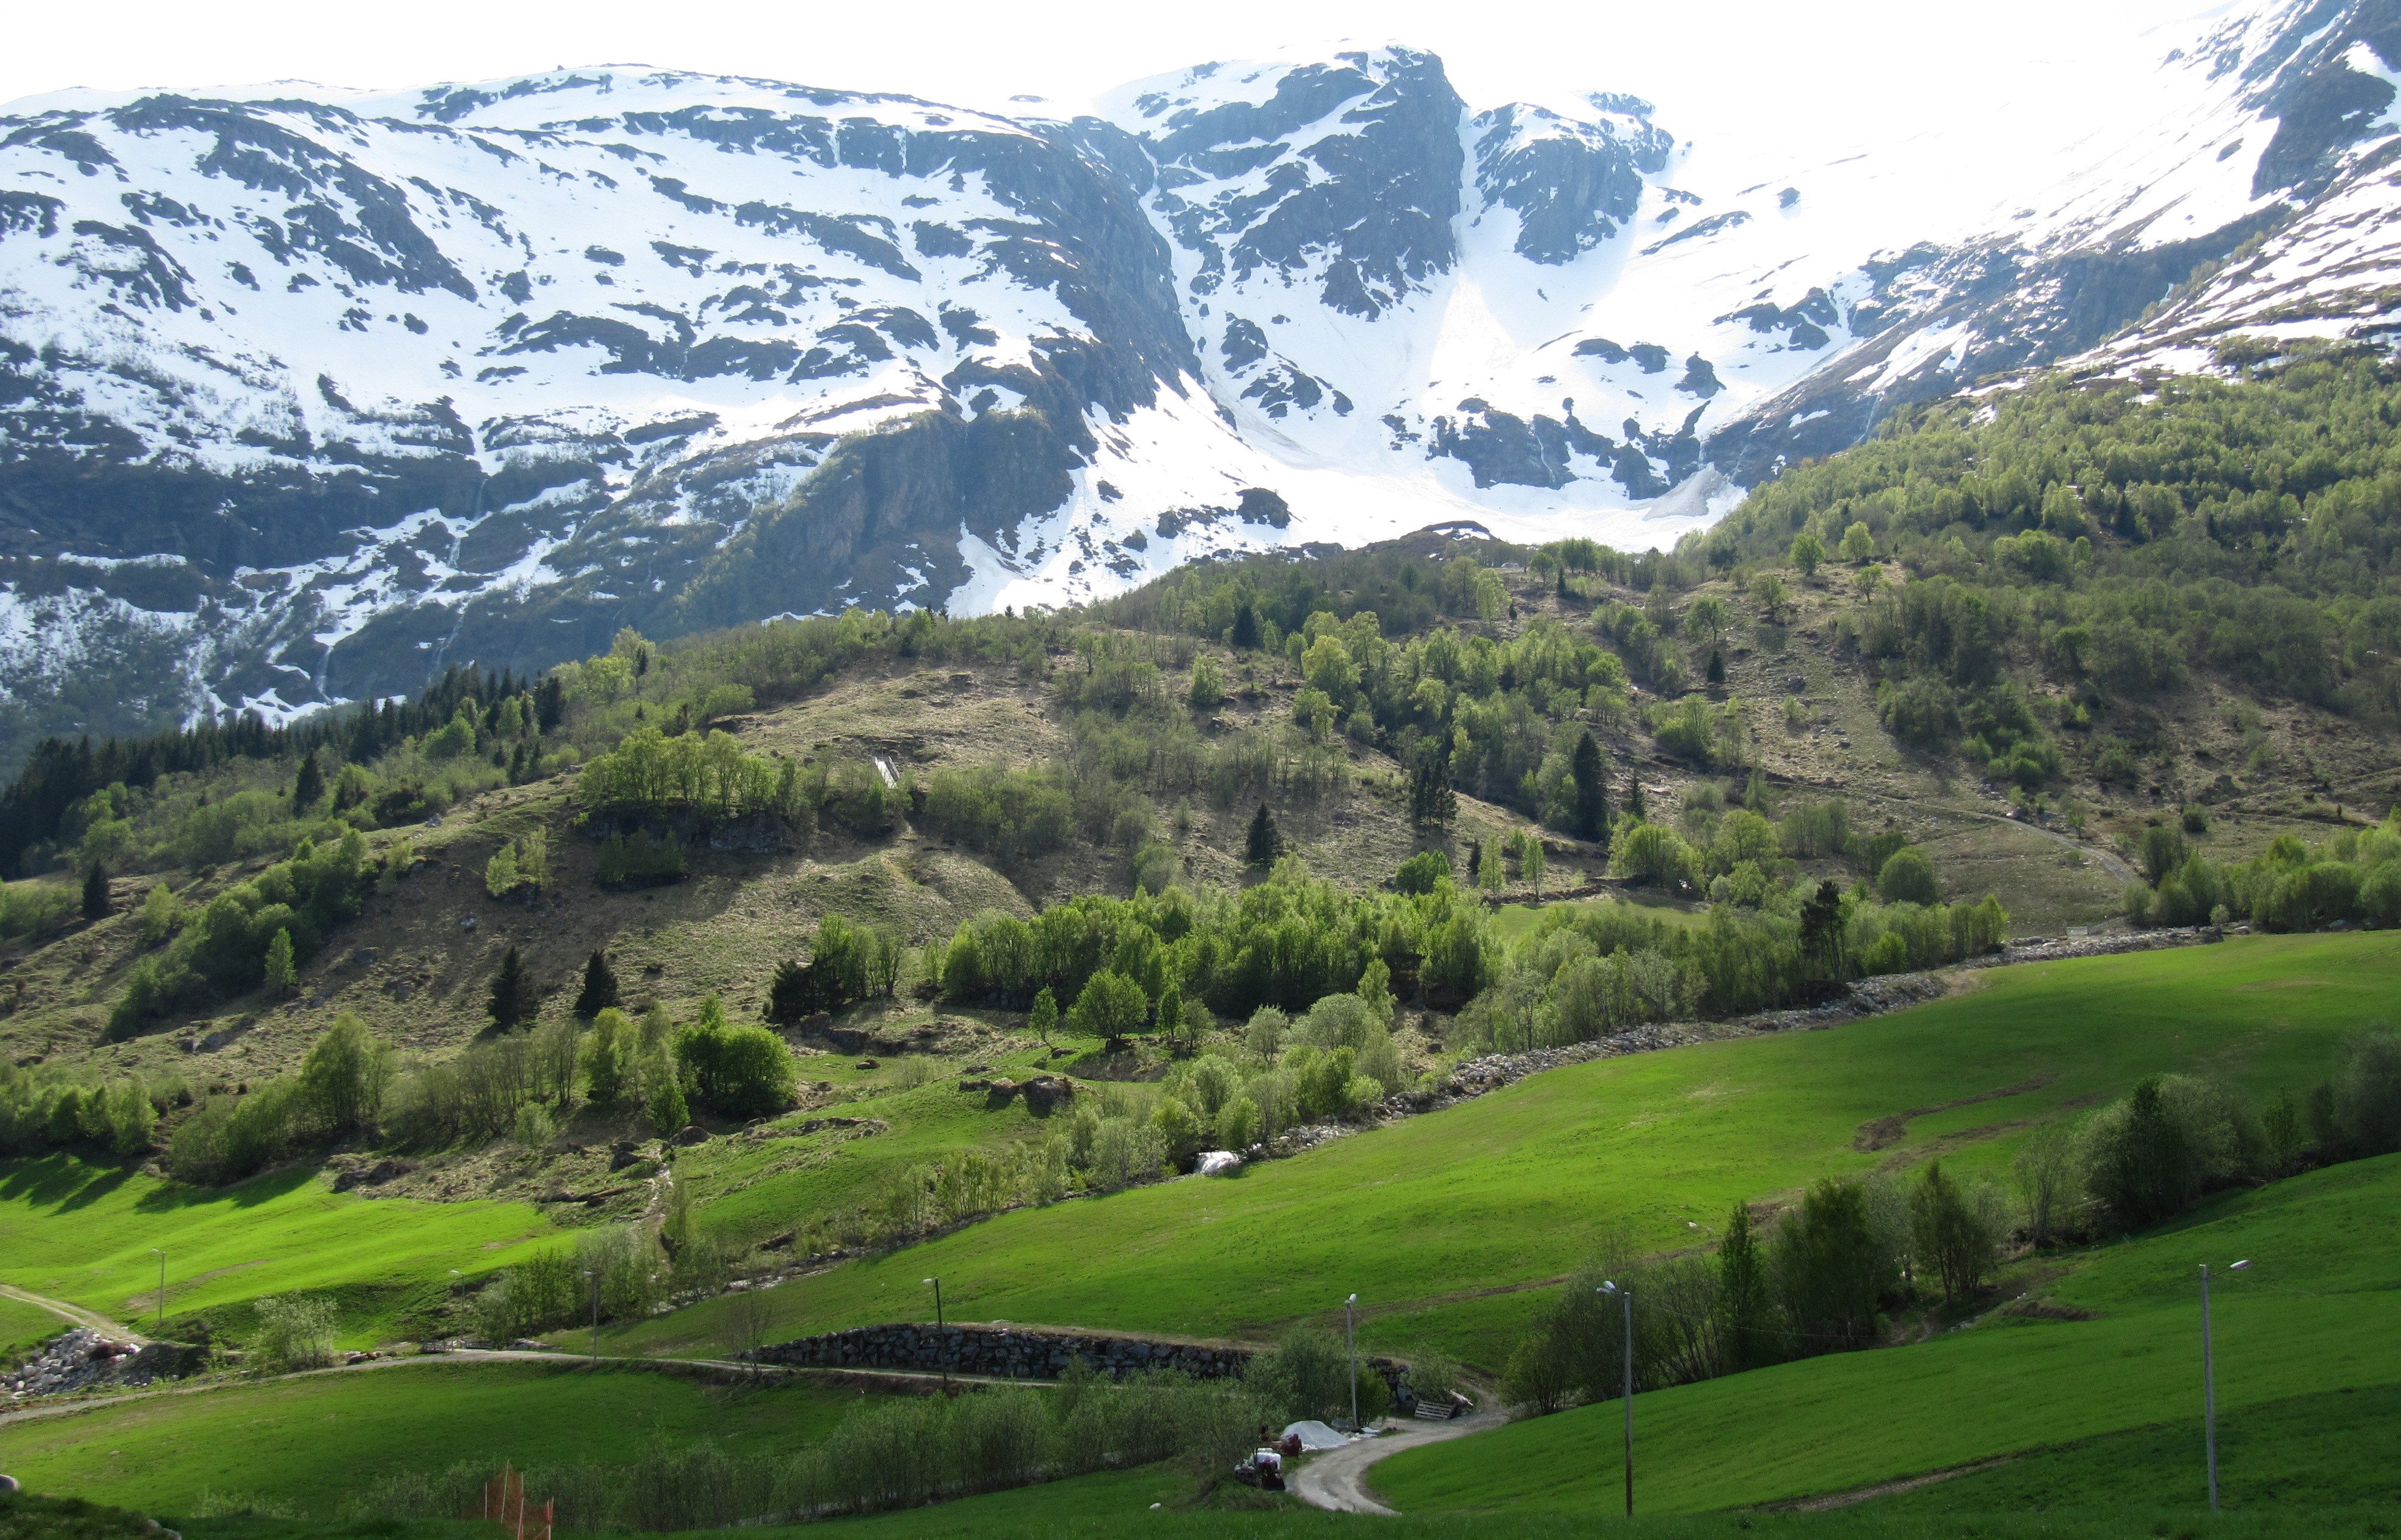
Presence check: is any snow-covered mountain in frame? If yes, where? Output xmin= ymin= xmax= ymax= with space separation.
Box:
xmin=2 ymin=0 xmax=2397 ymax=753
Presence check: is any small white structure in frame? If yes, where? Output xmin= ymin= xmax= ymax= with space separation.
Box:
xmin=1281 ymin=1420 xmax=1349 ymax=1451
xmin=1197 ymin=1150 xmax=1241 ymax=1176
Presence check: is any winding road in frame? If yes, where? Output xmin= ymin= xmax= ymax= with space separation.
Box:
xmin=1290 ymin=1408 xmax=1507 ymax=1515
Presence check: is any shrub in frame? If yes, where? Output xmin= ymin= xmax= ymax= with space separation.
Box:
xmin=1394 ymin=850 xmax=1452 ymax=895
xmin=2081 ymin=1074 xmax=2262 ymax=1229
xmin=1067 ymin=970 xmax=1149 ymax=1042
xmin=250 ymin=1293 xmax=338 ymax=1370
xmin=1876 ymin=847 xmax=1940 ymax=906
xmin=1908 ymin=1159 xmax=2005 ymax=1301
xmin=1769 ymin=1178 xmax=1889 ymax=1350
xmin=674 ymin=996 xmax=798 ymax=1116
xmin=2329 ymin=1024 xmax=2401 ymax=1155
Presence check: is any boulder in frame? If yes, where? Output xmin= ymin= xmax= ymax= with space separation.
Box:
xmin=671 ymin=1124 xmax=712 ymax=1146
xmin=1021 ymin=1076 xmax=1074 ymax=1115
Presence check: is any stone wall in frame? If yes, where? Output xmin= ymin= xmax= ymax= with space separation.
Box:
xmin=747 ymin=1324 xmax=1415 ymax=1408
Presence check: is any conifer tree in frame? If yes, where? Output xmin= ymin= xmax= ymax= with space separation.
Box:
xmin=81 ymin=862 xmax=111 ymax=921
xmin=1409 ymin=750 xmax=1456 ymax=828
xmin=574 ymin=950 xmax=620 ymax=1018
xmin=1570 ymin=729 xmax=1610 ymax=843
xmin=1230 ymin=604 xmax=1261 ymax=651
xmin=1706 ymin=649 xmax=1727 ymax=686
xmin=292 ymin=752 xmax=324 ymax=810
xmin=489 ymin=944 xmax=536 ymax=1030
xmin=1244 ymin=803 xmax=1282 ymax=866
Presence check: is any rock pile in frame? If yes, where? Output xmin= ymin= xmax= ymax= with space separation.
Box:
xmin=5 ymin=1329 xmax=205 ymax=1400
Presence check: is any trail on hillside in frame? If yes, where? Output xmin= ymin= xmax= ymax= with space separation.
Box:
xmin=0 ymin=1284 xmax=140 ymax=1343
xmin=1289 ymin=1405 xmax=1509 ymax=1515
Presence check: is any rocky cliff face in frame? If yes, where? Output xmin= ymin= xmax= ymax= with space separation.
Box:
xmin=1 ymin=0 xmax=2396 ymax=759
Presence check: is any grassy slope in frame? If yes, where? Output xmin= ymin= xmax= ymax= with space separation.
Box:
xmin=0 ymin=1291 xmax=67 ymax=1358
xmin=0 ymin=1157 xmax=562 ymax=1343
xmin=1373 ymin=1154 xmax=2401 ymax=1515
xmin=603 ymin=932 xmax=2393 ymax=1368
xmin=0 ymin=1362 xmax=865 ymax=1516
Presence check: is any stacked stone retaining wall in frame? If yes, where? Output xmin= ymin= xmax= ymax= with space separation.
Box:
xmin=747 ymin=1324 xmax=1414 ymax=1408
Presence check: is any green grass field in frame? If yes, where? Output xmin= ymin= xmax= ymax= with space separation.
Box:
xmin=1372 ymin=1154 xmax=2401 ymax=1515
xmin=0 ymin=1157 xmax=566 ymax=1344
xmin=0 ymin=1290 xmax=68 ymax=1359
xmin=0 ymin=1362 xmax=870 ymax=1516
xmin=608 ymin=932 xmax=2396 ymax=1368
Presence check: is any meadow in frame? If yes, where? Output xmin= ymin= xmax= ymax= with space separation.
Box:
xmin=0 ymin=1362 xmax=869 ymax=1516
xmin=1372 ymin=1153 xmax=2401 ymax=1513
xmin=0 ymin=1157 xmax=564 ymax=1344
xmin=606 ymin=931 xmax=2396 ymax=1368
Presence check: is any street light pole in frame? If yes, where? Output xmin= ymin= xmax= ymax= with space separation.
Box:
xmin=1601 ymin=1282 xmax=1633 ymax=1516
xmin=150 ymin=1249 xmax=165 ymax=1333
xmin=583 ymin=1269 xmax=600 ymax=1371
xmin=2200 ymin=1258 xmax=2250 ymax=1513
xmin=1345 ymin=1294 xmax=1359 ymax=1432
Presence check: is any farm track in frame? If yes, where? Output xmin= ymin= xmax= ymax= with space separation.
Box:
xmin=0 ymin=1284 xmax=141 ymax=1343
xmin=1290 ymin=1406 xmax=1509 ymax=1515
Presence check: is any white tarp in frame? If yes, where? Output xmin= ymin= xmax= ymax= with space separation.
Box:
xmin=1197 ymin=1151 xmax=1241 ymax=1176
xmin=1281 ymin=1420 xmax=1348 ymax=1451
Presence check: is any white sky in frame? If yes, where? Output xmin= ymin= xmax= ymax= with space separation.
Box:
xmin=5 ymin=0 xmax=2227 ymax=164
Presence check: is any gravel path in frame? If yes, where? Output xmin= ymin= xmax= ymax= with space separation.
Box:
xmin=1289 ymin=1408 xmax=1508 ymax=1515
xmin=0 ymin=1285 xmax=141 ymax=1343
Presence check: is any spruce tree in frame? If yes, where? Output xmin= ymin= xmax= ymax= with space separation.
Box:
xmin=1410 ymin=750 xmax=1456 ymax=828
xmin=1569 ymin=729 xmax=1609 ymax=843
xmin=574 ymin=950 xmax=620 ymax=1018
xmin=1230 ymin=603 xmax=1261 ymax=651
xmin=292 ymin=753 xmax=325 ymax=810
xmin=80 ymin=862 xmax=111 ymax=921
xmin=1244 ymin=804 xmax=1282 ymax=866
xmin=1706 ymin=649 xmax=1727 ymax=686
xmin=489 ymin=944 xmax=535 ymax=1030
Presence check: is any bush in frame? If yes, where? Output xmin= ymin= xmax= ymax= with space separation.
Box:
xmin=1876 ymin=847 xmax=1940 ymax=906
xmin=2329 ymin=1024 xmax=2401 ymax=1155
xmin=674 ymin=997 xmax=798 ymax=1116
xmin=1769 ymin=1178 xmax=1889 ymax=1350
xmin=1394 ymin=850 xmax=1452 ymax=895
xmin=596 ymin=830 xmax=685 ymax=886
xmin=2081 ymin=1074 xmax=2262 ymax=1230
xmin=250 ymin=1293 xmax=337 ymax=1370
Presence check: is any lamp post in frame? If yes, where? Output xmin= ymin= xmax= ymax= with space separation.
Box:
xmin=2201 ymin=1259 xmax=2250 ymax=1513
xmin=149 ymin=1249 xmax=166 ymax=1334
xmin=583 ymin=1269 xmax=601 ymax=1370
xmin=1600 ymin=1281 xmax=1633 ymax=1516
xmin=924 ymin=1278 xmax=946 ymax=1388
xmin=1344 ymin=1294 xmax=1359 ymax=1432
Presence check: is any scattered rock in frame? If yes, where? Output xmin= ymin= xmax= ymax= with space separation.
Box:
xmin=1021 ymin=1075 xmax=1074 ymax=1115
xmin=608 ymin=1142 xmax=642 ymax=1171
xmin=458 ymin=915 xmax=478 ymax=931
xmin=670 ymin=1124 xmax=712 ymax=1146
xmin=856 ymin=1058 xmax=880 ymax=1070
xmin=7 ymin=1330 xmax=204 ymax=1400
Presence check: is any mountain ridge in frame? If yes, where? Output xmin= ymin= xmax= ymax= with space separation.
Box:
xmin=3 ymin=0 xmax=2400 ymax=765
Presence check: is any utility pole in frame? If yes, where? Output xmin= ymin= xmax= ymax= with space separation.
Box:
xmin=1601 ymin=1281 xmax=1633 ymax=1516
xmin=150 ymin=1249 xmax=165 ymax=1333
xmin=1345 ymin=1293 xmax=1359 ymax=1432
xmin=584 ymin=1269 xmax=600 ymax=1371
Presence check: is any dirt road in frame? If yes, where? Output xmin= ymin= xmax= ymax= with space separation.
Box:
xmin=1289 ymin=1408 xmax=1507 ymax=1515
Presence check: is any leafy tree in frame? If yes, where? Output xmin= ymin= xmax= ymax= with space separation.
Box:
xmin=1789 ymin=533 xmax=1825 ymax=577
xmin=1155 ymin=980 xmax=1186 ymax=1048
xmin=1244 ymin=803 xmax=1283 ymax=866
xmin=1070 ymin=970 xmax=1150 ymax=1044
xmin=2012 ymin=1120 xmax=2079 ymax=1246
xmin=138 ymin=882 xmax=177 ymax=945
xmin=1395 ymin=850 xmax=1452 ymax=894
xmin=1769 ymin=1177 xmax=1888 ymax=1350
xmin=1569 ymin=729 xmax=1609 ymax=842
xmin=1799 ymin=879 xmax=1847 ymax=986
xmin=1028 ymin=986 xmax=1060 ymax=1047
xmin=674 ymin=999 xmax=797 ymax=1116
xmin=488 ymin=944 xmax=536 ymax=1031
xmin=645 ymin=1071 xmax=689 ymax=1134
xmin=292 ymin=753 xmax=325 ymax=811
xmin=1684 ymin=595 xmax=1729 ymax=641
xmin=299 ymin=1013 xmax=392 ymax=1134
xmin=582 ymin=1007 xmax=633 ymax=1103
xmin=106 ymin=1080 xmax=157 ymax=1156
xmin=2082 ymin=1074 xmax=2194 ymax=1229
xmin=1909 ymin=1159 xmax=2001 ymax=1301
xmin=1217 ymin=1096 xmax=1261 ymax=1150
xmin=2139 ymin=823 xmax=2189 ymax=885
xmin=2329 ymin=1024 xmax=2401 ymax=1155
xmin=81 ymin=863 xmax=110 ymax=921
xmin=1188 ymin=654 xmax=1227 ymax=710
xmin=262 ymin=928 xmax=297 ymax=995
xmin=1476 ymin=840 xmax=1506 ymax=891
xmin=1751 ymin=571 xmax=1789 ymax=619
xmin=1839 ymin=521 xmax=1876 ymax=562
xmin=1877 ymin=847 xmax=1940 ymax=906
xmin=574 ymin=950 xmax=620 ymax=1018
xmin=1717 ymin=1201 xmax=1773 ymax=1370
